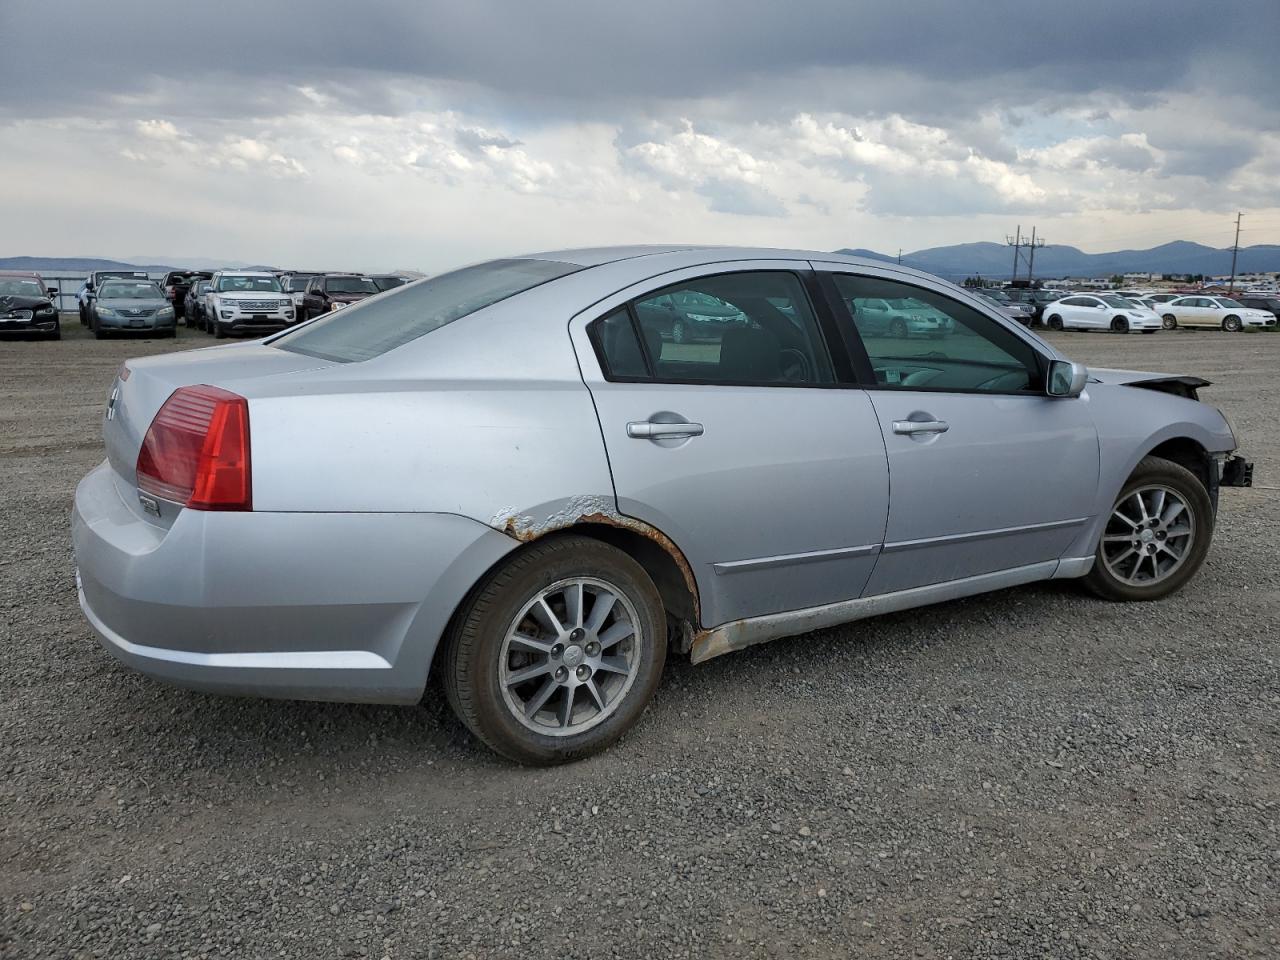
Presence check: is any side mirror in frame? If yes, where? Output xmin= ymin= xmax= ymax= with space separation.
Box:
xmin=1047 ymin=359 xmax=1089 ymax=398
xmin=47 ymin=287 xmax=58 ymax=295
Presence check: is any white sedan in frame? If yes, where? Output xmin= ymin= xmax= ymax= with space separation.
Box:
xmin=1042 ymin=295 xmax=1162 ymax=333
xmin=1157 ymin=296 xmax=1278 ymax=332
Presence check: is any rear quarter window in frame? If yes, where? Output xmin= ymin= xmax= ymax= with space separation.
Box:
xmin=275 ymin=258 xmax=581 ymax=362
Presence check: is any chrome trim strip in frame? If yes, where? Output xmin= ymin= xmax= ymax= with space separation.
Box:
xmin=712 ymin=543 xmax=881 ymax=575
xmin=880 ymin=516 xmax=1090 ymax=554
xmin=691 ymin=560 xmax=1062 ymax=664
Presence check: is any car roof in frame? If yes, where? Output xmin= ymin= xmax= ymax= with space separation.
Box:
xmin=0 ymin=270 xmax=42 ymax=279
xmin=511 ymin=244 xmax=969 ymax=289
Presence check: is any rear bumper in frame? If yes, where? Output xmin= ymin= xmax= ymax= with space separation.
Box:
xmin=71 ymin=461 xmax=517 ymax=704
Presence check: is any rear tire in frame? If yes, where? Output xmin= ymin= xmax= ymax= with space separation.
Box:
xmin=1082 ymin=456 xmax=1213 ymax=603
xmin=1047 ymin=314 xmax=1064 ymax=331
xmin=1222 ymin=315 xmax=1242 ymax=332
xmin=1162 ymin=314 xmax=1177 ymax=330
xmin=442 ymin=535 xmax=667 ymax=765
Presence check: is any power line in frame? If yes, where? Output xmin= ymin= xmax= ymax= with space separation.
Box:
xmin=1006 ymin=226 xmax=1022 ymax=281
xmin=1228 ymin=212 xmax=1242 ymax=293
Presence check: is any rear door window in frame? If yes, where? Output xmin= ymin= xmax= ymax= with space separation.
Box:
xmin=594 ymin=271 xmax=834 ymax=386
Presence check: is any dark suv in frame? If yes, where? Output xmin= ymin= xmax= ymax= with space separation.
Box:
xmin=160 ymin=270 xmax=213 ymax=319
xmin=299 ymin=274 xmax=380 ymax=320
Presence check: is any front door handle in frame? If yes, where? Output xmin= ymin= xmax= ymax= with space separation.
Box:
xmin=892 ymin=419 xmax=949 ymax=435
xmin=627 ymin=421 xmax=705 ymax=439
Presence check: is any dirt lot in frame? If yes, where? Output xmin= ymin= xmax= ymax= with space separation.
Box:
xmin=2 ymin=322 xmax=1278 ymax=958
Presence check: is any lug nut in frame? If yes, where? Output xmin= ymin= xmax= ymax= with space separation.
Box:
xmin=575 ymin=665 xmax=590 ymax=681
xmin=570 ymin=628 xmax=585 ymax=642
xmin=555 ymin=666 xmax=568 ymax=682
xmin=585 ymin=642 xmax=600 ymax=657
xmin=550 ymin=644 xmax=563 ymax=658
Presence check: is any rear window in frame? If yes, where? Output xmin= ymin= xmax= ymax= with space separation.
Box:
xmin=275 ymin=258 xmax=581 ymax=362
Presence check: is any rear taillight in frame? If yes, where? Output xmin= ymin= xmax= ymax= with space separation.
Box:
xmin=136 ymin=385 xmax=251 ymax=511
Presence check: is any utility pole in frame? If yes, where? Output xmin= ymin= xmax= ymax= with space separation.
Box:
xmin=1228 ymin=212 xmax=1242 ymax=293
xmin=1026 ymin=227 xmax=1046 ymax=285
xmin=897 ymin=248 xmax=902 ymax=265
xmin=1006 ymin=226 xmax=1022 ymax=282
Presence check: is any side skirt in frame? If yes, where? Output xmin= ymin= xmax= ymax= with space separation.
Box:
xmin=690 ymin=557 xmax=1095 ymax=664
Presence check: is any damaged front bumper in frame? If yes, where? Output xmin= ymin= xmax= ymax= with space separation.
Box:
xmin=1221 ymin=454 xmax=1253 ymax=488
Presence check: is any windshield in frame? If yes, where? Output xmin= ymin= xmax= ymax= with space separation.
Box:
xmin=371 ymin=276 xmax=407 ymax=291
xmin=1214 ymin=298 xmax=1244 ymax=308
xmin=0 ymin=279 xmax=45 ymax=297
xmin=325 ymin=277 xmax=379 ymax=295
xmin=284 ymin=275 xmax=319 ymax=292
xmin=216 ymin=274 xmax=283 ymax=293
xmin=276 ymin=258 xmax=582 ymax=363
xmin=100 ymin=281 xmax=163 ymax=299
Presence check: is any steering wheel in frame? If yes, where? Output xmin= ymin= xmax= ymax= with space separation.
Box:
xmin=778 ymin=347 xmax=812 ymax=382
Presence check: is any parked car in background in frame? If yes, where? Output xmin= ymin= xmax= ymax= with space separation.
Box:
xmin=1042 ymin=295 xmax=1162 ymax=333
xmin=298 ymin=274 xmax=380 ymax=320
xmin=1158 ymin=296 xmax=1277 ymax=331
xmin=973 ymin=289 xmax=1035 ymax=325
xmin=1146 ymin=293 xmax=1182 ymax=306
xmin=849 ymin=296 xmax=955 ymax=338
xmin=0 ymin=271 xmax=61 ymax=340
xmin=1113 ymin=289 xmax=1156 ymax=300
xmin=367 ymin=274 xmax=409 ymax=292
xmin=1004 ymin=288 xmax=1066 ymax=325
xmin=204 ymin=271 xmax=295 ymax=338
xmin=87 ymin=278 xmax=175 ymax=338
xmin=1236 ymin=295 xmax=1280 ymax=323
xmin=183 ymin=279 xmax=213 ymax=330
xmin=159 ymin=270 xmax=212 ymax=319
xmin=78 ymin=270 xmax=149 ymax=326
xmin=281 ymin=273 xmax=321 ymax=315
xmin=71 ymin=246 xmax=1253 ymax=764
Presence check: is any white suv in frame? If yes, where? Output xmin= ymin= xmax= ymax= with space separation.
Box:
xmin=204 ymin=271 xmax=295 ymax=338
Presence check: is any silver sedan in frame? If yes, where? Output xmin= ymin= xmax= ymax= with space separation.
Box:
xmin=72 ymin=246 xmax=1253 ymax=763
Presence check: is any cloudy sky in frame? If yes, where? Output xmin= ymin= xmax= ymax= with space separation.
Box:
xmin=2 ymin=0 xmax=1278 ymax=272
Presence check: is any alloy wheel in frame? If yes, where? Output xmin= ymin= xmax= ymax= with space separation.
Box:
xmin=499 ymin=577 xmax=642 ymax=737
xmin=1100 ymin=484 xmax=1196 ymax=587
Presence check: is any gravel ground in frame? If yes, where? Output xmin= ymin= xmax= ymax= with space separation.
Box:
xmin=2 ymin=321 xmax=1278 ymax=959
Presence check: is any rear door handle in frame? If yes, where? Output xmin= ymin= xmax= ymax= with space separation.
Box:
xmin=892 ymin=419 xmax=949 ymax=435
xmin=627 ymin=421 xmax=705 ymax=439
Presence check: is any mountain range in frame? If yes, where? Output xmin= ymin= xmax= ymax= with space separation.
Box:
xmin=3 ymin=240 xmax=1279 ymax=281
xmin=834 ymin=241 xmax=1280 ymax=281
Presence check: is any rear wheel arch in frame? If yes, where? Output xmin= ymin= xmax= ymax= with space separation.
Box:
xmin=431 ymin=518 xmax=701 ymax=683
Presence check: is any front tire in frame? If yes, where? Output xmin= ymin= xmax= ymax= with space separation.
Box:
xmin=889 ymin=318 xmax=908 ymax=339
xmin=213 ymin=321 xmax=226 ymax=339
xmin=1222 ymin=315 xmax=1242 ymax=332
xmin=1111 ymin=316 xmax=1129 ymax=333
xmin=442 ymin=535 xmax=667 ymax=765
xmin=1162 ymin=314 xmax=1177 ymax=330
xmin=1083 ymin=456 xmax=1213 ymax=602
xmin=1047 ymin=314 xmax=1064 ymax=331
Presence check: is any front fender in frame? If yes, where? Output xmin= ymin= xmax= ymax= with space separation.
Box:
xmin=1061 ymin=384 xmax=1235 ymax=560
